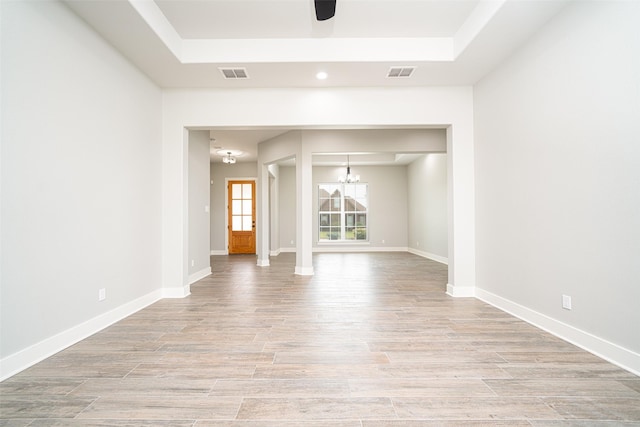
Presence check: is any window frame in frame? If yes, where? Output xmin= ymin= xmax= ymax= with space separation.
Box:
xmin=318 ymin=182 xmax=369 ymax=243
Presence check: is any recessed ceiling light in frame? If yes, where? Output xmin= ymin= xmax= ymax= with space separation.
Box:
xmin=316 ymin=71 xmax=328 ymax=80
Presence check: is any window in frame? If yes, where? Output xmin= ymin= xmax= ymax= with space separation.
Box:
xmin=318 ymin=183 xmax=368 ymax=241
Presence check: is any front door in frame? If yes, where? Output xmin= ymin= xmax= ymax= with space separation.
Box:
xmin=228 ymin=180 xmax=256 ymax=254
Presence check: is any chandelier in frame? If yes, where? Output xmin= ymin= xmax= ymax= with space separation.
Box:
xmin=216 ymin=149 xmax=242 ymax=164
xmin=222 ymin=151 xmax=236 ymax=164
xmin=338 ymin=155 xmax=360 ymax=183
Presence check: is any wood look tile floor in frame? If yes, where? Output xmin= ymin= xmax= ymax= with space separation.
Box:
xmin=2 ymin=252 xmax=639 ymax=426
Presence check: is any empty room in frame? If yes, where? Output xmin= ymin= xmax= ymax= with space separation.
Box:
xmin=1 ymin=0 xmax=639 ymax=424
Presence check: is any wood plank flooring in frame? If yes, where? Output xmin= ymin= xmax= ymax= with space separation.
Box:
xmin=2 ymin=252 xmax=639 ymax=426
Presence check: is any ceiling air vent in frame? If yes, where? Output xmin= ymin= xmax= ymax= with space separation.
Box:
xmin=387 ymin=66 xmax=416 ymax=78
xmin=219 ymin=68 xmax=249 ymax=79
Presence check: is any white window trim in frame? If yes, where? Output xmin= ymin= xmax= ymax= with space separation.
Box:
xmin=317 ymin=182 xmax=369 ymax=243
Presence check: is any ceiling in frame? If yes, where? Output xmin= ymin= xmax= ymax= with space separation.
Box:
xmin=64 ymin=0 xmax=568 ymax=163
xmin=65 ymin=0 xmax=567 ymax=89
xmin=207 ymin=129 xmax=291 ymax=163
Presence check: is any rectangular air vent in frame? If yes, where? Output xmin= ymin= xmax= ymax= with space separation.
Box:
xmin=387 ymin=66 xmax=416 ymax=78
xmin=219 ymin=68 xmax=249 ymax=79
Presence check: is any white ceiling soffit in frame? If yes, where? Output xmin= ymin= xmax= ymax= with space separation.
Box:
xmin=64 ymin=0 xmax=569 ymax=88
xmin=313 ymin=153 xmax=397 ymax=166
xmin=157 ymin=0 xmax=478 ymax=39
xmin=312 ymin=153 xmax=425 ymax=166
xmin=123 ymin=0 xmax=496 ymax=63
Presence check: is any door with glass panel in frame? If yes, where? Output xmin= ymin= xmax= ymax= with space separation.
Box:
xmin=228 ymin=180 xmax=256 ymax=254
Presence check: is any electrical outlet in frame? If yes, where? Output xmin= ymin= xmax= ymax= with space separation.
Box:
xmin=382 ymin=239 xmax=385 ymax=244
xmin=290 ymin=240 xmax=294 ymax=245
xmin=191 ymin=260 xmax=195 ymax=267
xmin=98 ymin=288 xmax=106 ymax=301
xmin=562 ymin=294 xmax=572 ymax=310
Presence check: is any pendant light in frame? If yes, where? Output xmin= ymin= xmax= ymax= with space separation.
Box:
xmin=222 ymin=151 xmax=236 ymax=164
xmin=338 ymin=155 xmax=360 ymax=183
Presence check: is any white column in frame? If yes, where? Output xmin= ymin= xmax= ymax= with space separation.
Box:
xmin=446 ymin=123 xmax=476 ymax=297
xmin=161 ymin=126 xmax=191 ymax=297
xmin=256 ymin=163 xmax=270 ymax=267
xmin=295 ymin=143 xmax=314 ymax=275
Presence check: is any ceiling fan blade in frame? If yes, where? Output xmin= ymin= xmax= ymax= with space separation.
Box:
xmin=314 ymin=0 xmax=336 ymax=21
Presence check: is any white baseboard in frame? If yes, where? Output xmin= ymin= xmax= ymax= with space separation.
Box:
xmin=446 ymin=283 xmax=476 ymax=298
xmin=210 ymin=250 xmax=227 ymax=256
xmin=475 ymin=287 xmax=640 ymax=377
xmin=408 ymin=248 xmax=448 ymax=264
xmin=294 ymin=266 xmax=314 ymax=276
xmin=161 ymin=284 xmax=191 ymax=298
xmin=279 ymin=247 xmax=296 ymax=253
xmin=0 ymin=289 xmax=164 ymax=381
xmin=269 ymin=249 xmax=281 ymax=256
xmin=188 ymin=267 xmax=211 ymax=285
xmin=257 ymin=258 xmax=270 ymax=267
xmin=313 ymin=246 xmax=408 ymax=253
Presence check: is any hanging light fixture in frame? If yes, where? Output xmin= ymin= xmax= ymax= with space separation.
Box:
xmin=216 ymin=149 xmax=242 ymax=164
xmin=338 ymin=155 xmax=360 ymax=183
xmin=222 ymin=151 xmax=236 ymax=164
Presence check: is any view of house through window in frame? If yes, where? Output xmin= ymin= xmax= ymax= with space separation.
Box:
xmin=318 ymin=183 xmax=368 ymax=241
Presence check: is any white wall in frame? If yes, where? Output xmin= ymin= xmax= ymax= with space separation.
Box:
xmin=188 ymin=130 xmax=211 ymax=281
xmin=408 ymin=154 xmax=448 ymax=262
xmin=280 ymin=160 xmax=446 ymax=255
xmin=474 ymin=1 xmax=640 ymax=373
xmin=1 ymin=1 xmax=162 ymax=377
xmin=209 ymin=162 xmax=257 ymax=253
xmin=313 ymin=165 xmax=408 ymax=250
xmin=268 ymin=164 xmax=280 ymax=254
xmin=301 ymin=129 xmax=446 ymax=153
xmin=278 ymin=166 xmax=297 ymax=252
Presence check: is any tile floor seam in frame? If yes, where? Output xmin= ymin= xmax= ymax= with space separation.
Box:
xmin=71 ymin=396 xmax=101 ymax=420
